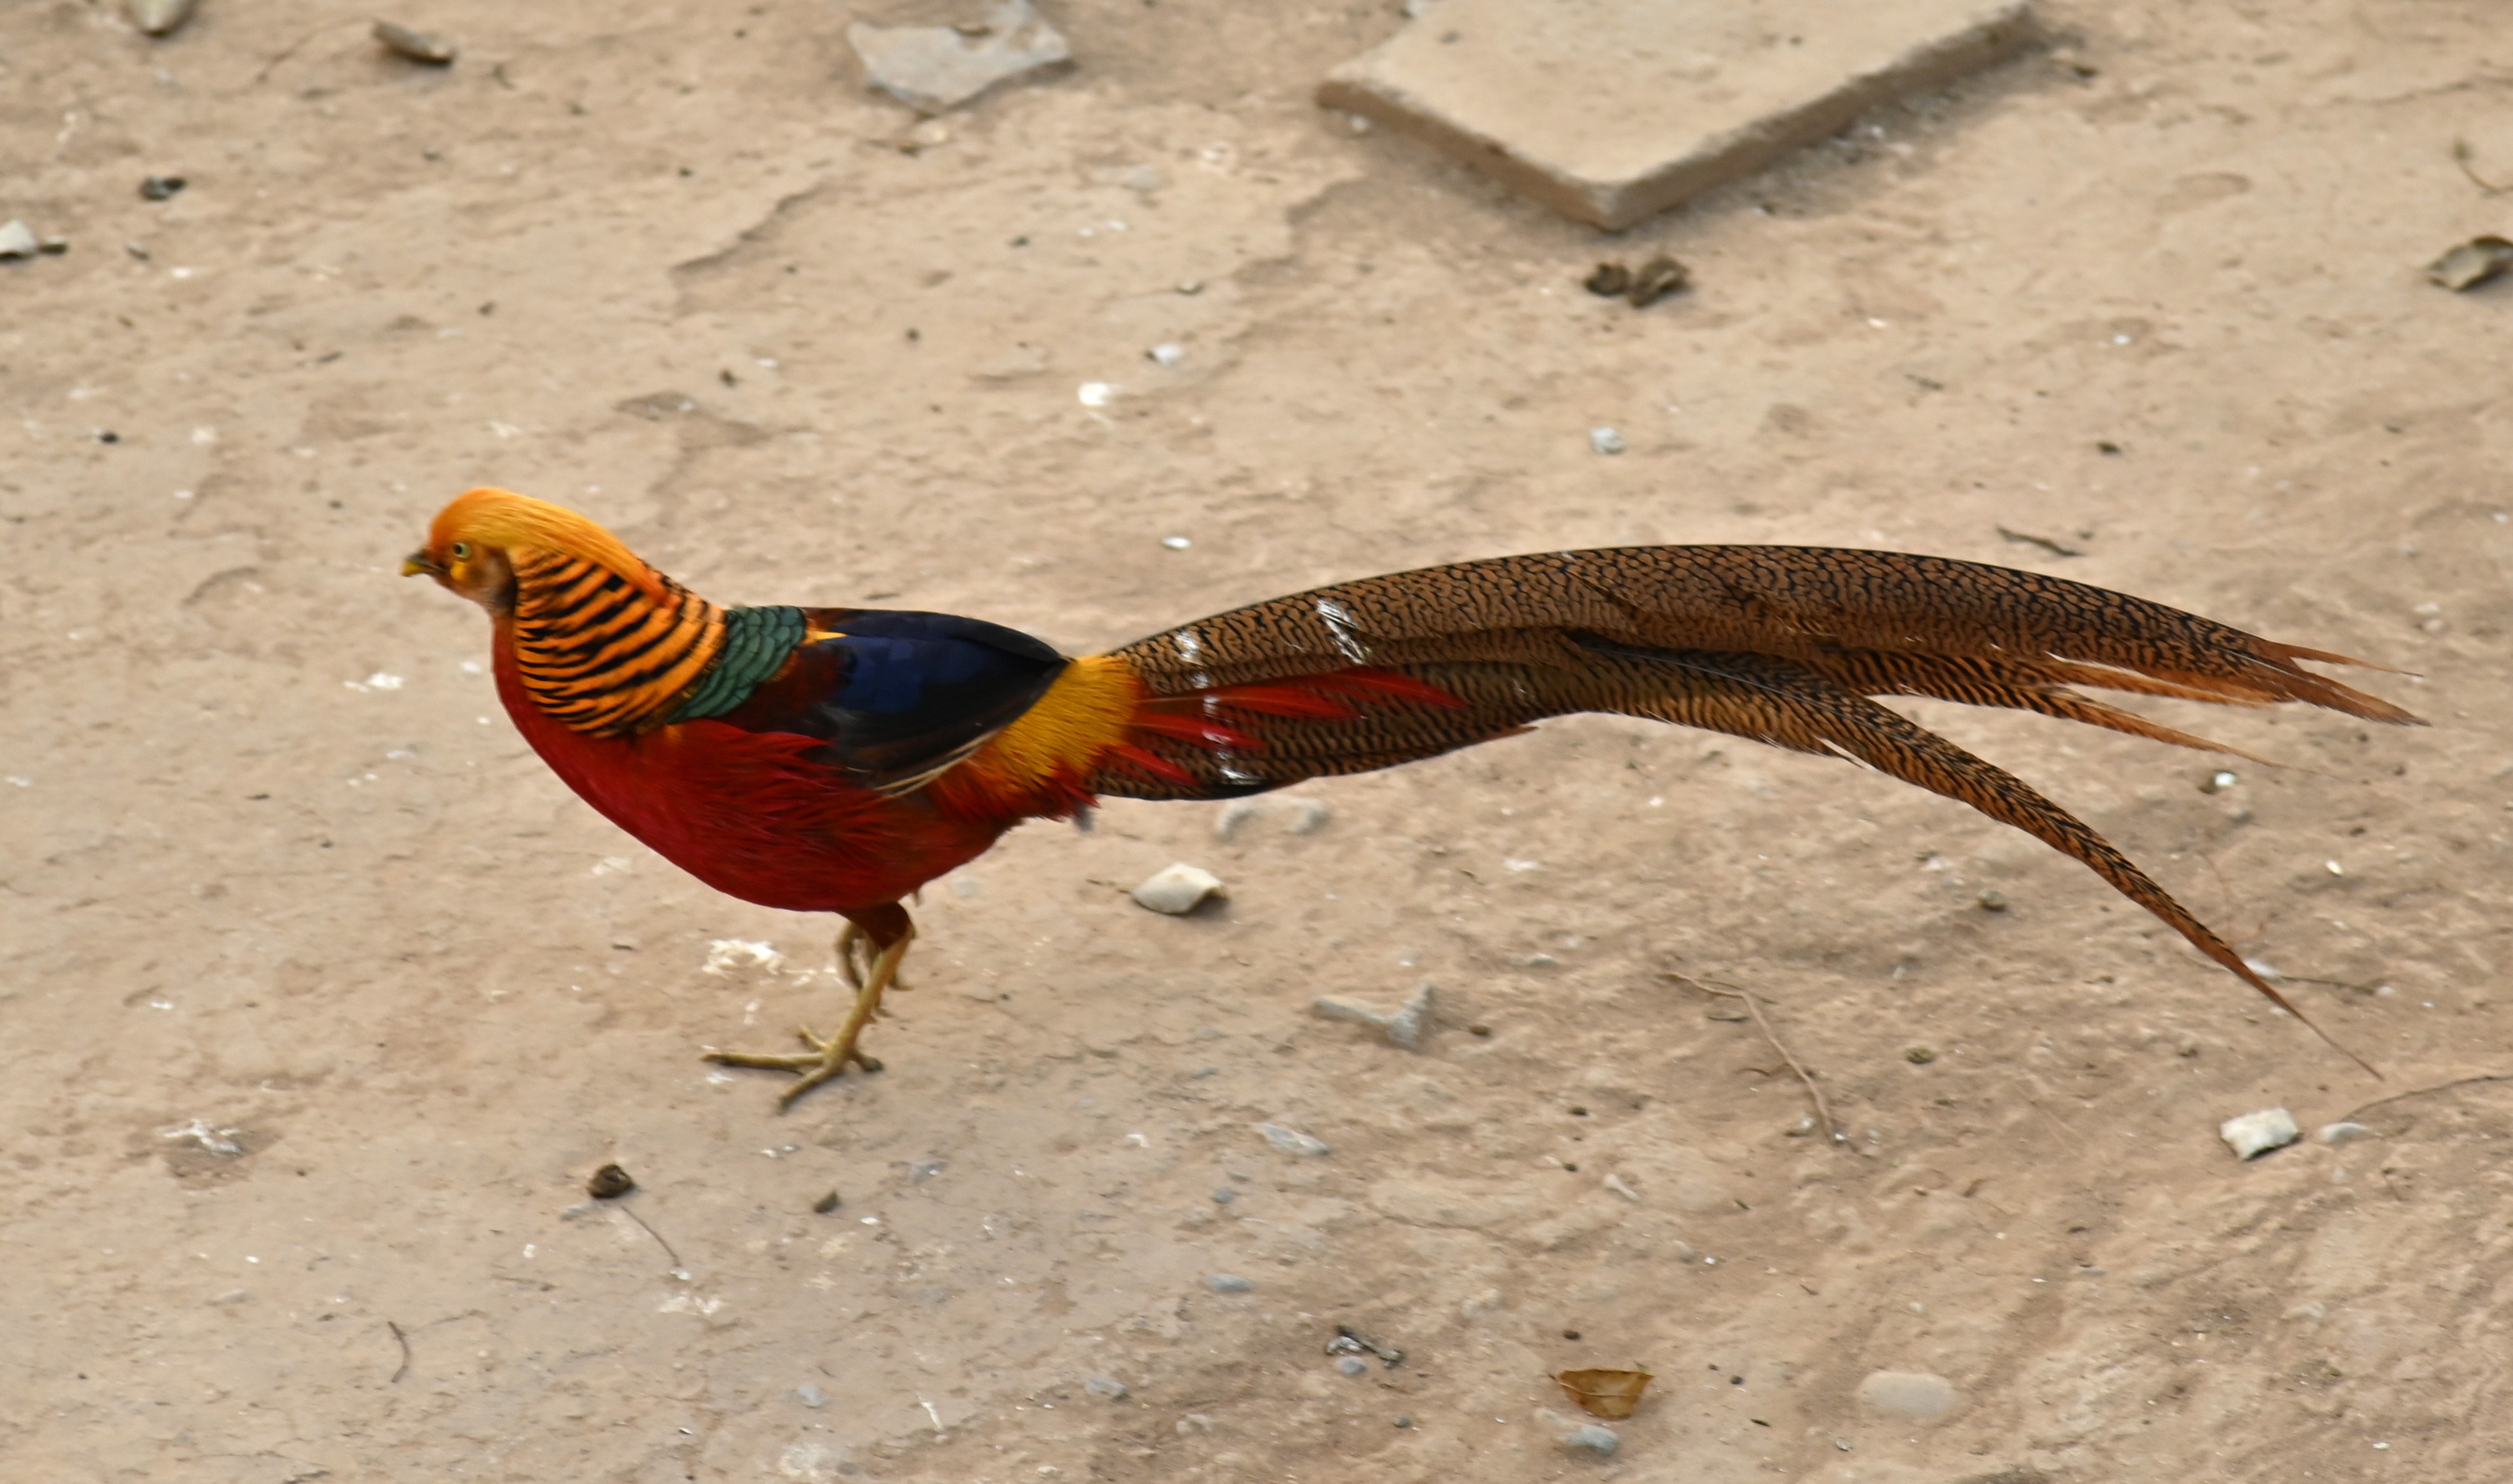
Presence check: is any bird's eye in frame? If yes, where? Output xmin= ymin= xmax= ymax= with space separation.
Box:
xmin=450 ymin=542 xmax=472 ymax=560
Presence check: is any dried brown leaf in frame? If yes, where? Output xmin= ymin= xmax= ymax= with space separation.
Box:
xmin=1556 ymin=1367 xmax=1653 ymax=1419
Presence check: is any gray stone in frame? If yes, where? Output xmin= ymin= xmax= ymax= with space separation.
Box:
xmin=373 ymin=20 xmax=457 ymax=64
xmin=128 ymin=0 xmax=196 ymax=37
xmin=1132 ymin=862 xmax=1224 ymax=914
xmin=848 ymin=0 xmax=1073 ymax=116
xmin=795 ymin=1384 xmax=828 ymax=1408
xmin=1256 ymin=1121 xmax=1330 ymax=1157
xmin=1205 ymin=1273 xmax=1256 ymax=1293
xmin=1336 ymin=1355 xmax=1370 ymax=1377
xmin=2220 ymin=1107 xmax=2300 ymax=1160
xmin=1564 ymin=1424 xmax=1619 ymax=1455
xmin=1311 ymin=981 xmax=1435 ymax=1050
xmin=1085 ymin=1375 xmax=1129 ymax=1399
xmin=1215 ymin=798 xmax=1268 ymax=841
xmin=2318 ymin=1120 xmax=2378 ymax=1145
xmin=2428 ymin=236 xmax=2513 ymax=292
xmin=0 ymin=221 xmax=36 ymax=260
xmin=1856 ymin=1368 xmax=1960 ymax=1420
xmin=1318 ymin=0 xmax=2035 ymax=229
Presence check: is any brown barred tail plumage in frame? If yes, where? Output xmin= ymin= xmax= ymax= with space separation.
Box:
xmin=1107 ymin=545 xmax=2420 ymax=722
xmin=1087 ymin=544 xmax=2413 ymax=1070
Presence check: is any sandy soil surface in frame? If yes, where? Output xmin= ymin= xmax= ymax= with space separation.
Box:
xmin=6 ymin=2 xmax=2512 ymax=1480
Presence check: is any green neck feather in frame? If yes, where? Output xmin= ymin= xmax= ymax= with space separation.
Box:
xmin=667 ymin=605 xmax=807 ymax=723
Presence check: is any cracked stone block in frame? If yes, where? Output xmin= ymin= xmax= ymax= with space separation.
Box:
xmin=1318 ymin=0 xmax=2035 ymax=229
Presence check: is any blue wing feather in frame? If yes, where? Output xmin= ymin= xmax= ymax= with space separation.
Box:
xmin=713 ymin=608 xmax=1067 ymax=791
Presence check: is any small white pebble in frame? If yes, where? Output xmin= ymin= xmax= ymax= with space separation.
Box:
xmin=1147 ymin=342 xmax=1184 ymax=366
xmin=1161 ymin=535 xmax=1191 ymax=550
xmin=1588 ymin=426 xmax=1626 ymax=455
xmin=2318 ymin=1121 xmax=2376 ymax=1145
xmin=2220 ymin=1107 xmax=2300 ymax=1160
xmin=1132 ymin=862 xmax=1224 ymax=914
xmin=1077 ymin=382 xmax=1115 ymax=407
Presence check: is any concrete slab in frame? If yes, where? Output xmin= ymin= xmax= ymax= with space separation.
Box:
xmin=1318 ymin=0 xmax=2034 ymax=230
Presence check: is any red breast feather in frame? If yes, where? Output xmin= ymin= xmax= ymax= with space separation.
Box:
xmin=494 ymin=636 xmax=1002 ymax=913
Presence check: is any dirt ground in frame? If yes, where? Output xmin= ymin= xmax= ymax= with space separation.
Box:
xmin=5 ymin=1 xmax=2511 ymax=1480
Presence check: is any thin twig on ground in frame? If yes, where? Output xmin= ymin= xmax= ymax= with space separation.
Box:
xmin=2454 ymin=139 xmax=2511 ymax=196
xmin=1665 ymin=971 xmax=1844 ymax=1147
xmin=616 ymin=1203 xmax=684 ymax=1273
xmin=253 ymin=19 xmax=365 ymax=84
xmin=2342 ymin=1073 xmax=2513 ymax=1126
xmin=1995 ymin=526 xmax=2083 ymax=558
xmin=386 ymin=1320 xmax=412 ymax=1384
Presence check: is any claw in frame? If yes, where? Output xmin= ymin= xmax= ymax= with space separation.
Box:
xmin=702 ymin=913 xmax=916 ymax=1109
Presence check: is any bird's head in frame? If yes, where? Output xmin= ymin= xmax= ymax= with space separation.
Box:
xmin=403 ymin=487 xmax=654 ymax=613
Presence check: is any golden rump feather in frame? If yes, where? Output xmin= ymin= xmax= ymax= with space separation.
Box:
xmin=408 ymin=490 xmax=2420 ymax=1104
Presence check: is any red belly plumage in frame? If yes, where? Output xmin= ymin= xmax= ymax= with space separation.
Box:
xmin=495 ymin=646 xmax=1005 ymax=913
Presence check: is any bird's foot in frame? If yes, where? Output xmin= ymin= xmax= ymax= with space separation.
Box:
xmin=706 ymin=915 xmax=913 ymax=1111
xmin=704 ymin=1022 xmax=883 ymax=1109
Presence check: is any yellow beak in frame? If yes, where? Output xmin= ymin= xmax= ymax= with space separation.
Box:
xmin=401 ymin=551 xmax=440 ymax=577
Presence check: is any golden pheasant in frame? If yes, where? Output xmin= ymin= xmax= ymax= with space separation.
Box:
xmin=406 ymin=488 xmax=2416 ymax=1106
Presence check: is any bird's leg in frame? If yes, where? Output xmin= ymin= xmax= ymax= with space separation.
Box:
xmin=834 ymin=920 xmax=908 ymax=993
xmin=702 ymin=906 xmax=916 ymax=1111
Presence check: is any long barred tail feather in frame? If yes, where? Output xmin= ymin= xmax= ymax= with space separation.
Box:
xmin=1085 ymin=545 xmax=2415 ymax=1067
